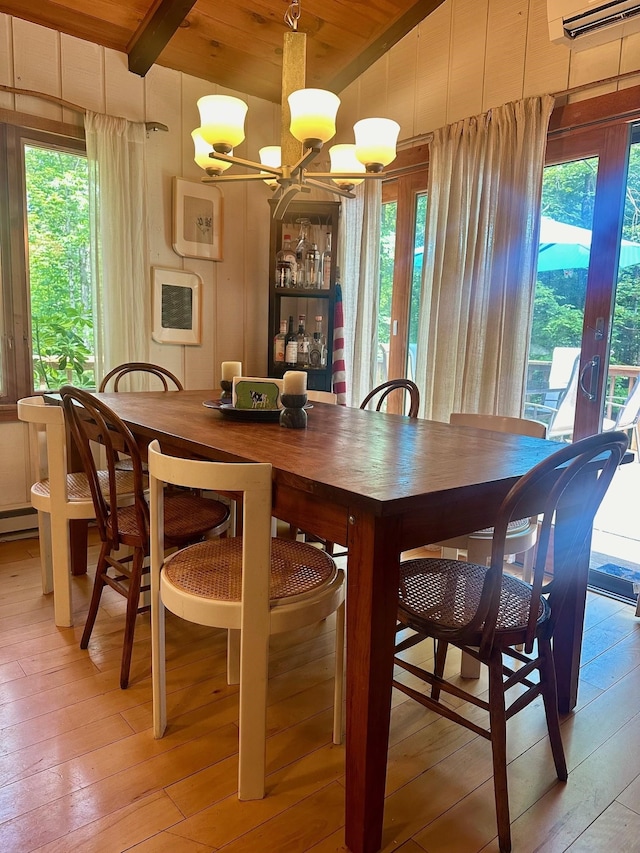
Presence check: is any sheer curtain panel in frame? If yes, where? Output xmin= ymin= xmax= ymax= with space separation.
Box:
xmin=338 ymin=181 xmax=382 ymax=407
xmin=85 ymin=112 xmax=150 ymax=390
xmin=415 ymin=95 xmax=554 ymax=421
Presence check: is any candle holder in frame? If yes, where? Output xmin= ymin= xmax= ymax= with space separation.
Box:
xmin=220 ymin=379 xmax=232 ymax=403
xmin=280 ymin=393 xmax=308 ymax=429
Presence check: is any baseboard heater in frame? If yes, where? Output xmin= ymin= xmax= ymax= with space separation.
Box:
xmin=0 ymin=507 xmax=38 ymax=536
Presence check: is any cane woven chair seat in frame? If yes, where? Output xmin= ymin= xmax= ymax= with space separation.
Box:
xmin=163 ymin=537 xmax=338 ymax=603
xmin=32 ymin=469 xmax=137 ymax=502
xmin=108 ymin=492 xmax=229 ymax=546
xmin=399 ymin=558 xmax=549 ymax=639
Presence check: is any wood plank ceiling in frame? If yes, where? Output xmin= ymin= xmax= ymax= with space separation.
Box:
xmin=0 ymin=0 xmax=444 ymax=103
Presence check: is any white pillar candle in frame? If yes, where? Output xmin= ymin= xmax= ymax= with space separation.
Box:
xmin=283 ymin=370 xmax=307 ymax=395
xmin=221 ymin=361 xmax=242 ymax=381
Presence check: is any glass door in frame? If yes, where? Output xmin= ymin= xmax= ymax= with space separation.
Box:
xmin=378 ymin=170 xmax=427 ymax=413
xmin=526 ymin=119 xmax=640 ymax=597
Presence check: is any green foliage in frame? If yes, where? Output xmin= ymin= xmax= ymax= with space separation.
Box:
xmin=24 ymin=144 xmax=94 ymax=390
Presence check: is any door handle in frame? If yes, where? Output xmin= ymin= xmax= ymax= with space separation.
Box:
xmin=579 ymin=355 xmax=600 ymax=401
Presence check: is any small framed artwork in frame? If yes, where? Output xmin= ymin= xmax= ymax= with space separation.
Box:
xmin=172 ymin=176 xmax=223 ymax=260
xmin=152 ymin=267 xmax=202 ymax=345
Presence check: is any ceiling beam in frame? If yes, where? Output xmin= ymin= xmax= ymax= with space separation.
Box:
xmin=327 ymin=0 xmax=446 ymax=94
xmin=128 ymin=0 xmax=198 ymax=77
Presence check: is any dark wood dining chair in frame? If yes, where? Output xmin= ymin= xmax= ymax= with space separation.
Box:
xmin=394 ymin=430 xmax=628 ymax=853
xmin=60 ymin=385 xmax=231 ymax=689
xmin=360 ymin=378 xmax=420 ymax=417
xmin=99 ymin=362 xmax=184 ymax=392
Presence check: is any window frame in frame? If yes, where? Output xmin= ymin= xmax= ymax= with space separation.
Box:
xmin=0 ymin=120 xmax=86 ymax=419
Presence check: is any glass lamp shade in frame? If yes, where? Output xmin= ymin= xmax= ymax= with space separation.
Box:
xmin=329 ymin=144 xmax=366 ymax=188
xmin=197 ymin=95 xmax=248 ymax=153
xmin=354 ymin=118 xmax=400 ymax=171
xmin=259 ymin=146 xmax=281 ymax=187
xmin=288 ymin=89 xmax=340 ymax=148
xmin=191 ymin=129 xmax=232 ymax=174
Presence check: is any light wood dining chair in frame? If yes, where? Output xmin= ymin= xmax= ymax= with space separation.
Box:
xmin=17 ymin=395 xmax=138 ymax=627
xmin=148 ymin=439 xmax=345 ymax=800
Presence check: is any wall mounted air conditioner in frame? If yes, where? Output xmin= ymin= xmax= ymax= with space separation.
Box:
xmin=548 ymin=0 xmax=640 ymax=49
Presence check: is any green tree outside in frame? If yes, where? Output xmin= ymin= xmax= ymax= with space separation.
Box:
xmin=25 ymin=144 xmax=94 ymax=390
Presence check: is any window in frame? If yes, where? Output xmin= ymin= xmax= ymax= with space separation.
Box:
xmin=0 ymin=122 xmax=91 ymax=416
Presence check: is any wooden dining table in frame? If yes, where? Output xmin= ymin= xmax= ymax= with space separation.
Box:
xmin=85 ymin=389 xmax=590 ymax=853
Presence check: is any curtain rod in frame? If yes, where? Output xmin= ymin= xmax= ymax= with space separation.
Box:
xmin=552 ymin=67 xmax=640 ymax=99
xmin=0 ymin=83 xmax=168 ymax=132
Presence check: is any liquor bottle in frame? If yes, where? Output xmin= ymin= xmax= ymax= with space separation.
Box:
xmin=284 ymin=315 xmax=298 ymax=367
xmin=295 ymin=219 xmax=312 ymax=288
xmin=321 ymin=232 xmax=332 ymax=289
xmin=306 ymin=242 xmax=321 ymax=289
xmin=275 ymin=233 xmax=296 ymax=288
xmin=273 ymin=319 xmax=287 ymax=364
xmin=308 ymin=315 xmax=327 ymax=368
xmin=296 ymin=314 xmax=310 ymax=367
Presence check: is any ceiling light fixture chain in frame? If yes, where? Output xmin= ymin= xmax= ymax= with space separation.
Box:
xmin=284 ymin=0 xmax=301 ymax=32
xmin=191 ymin=1 xmax=400 ymax=218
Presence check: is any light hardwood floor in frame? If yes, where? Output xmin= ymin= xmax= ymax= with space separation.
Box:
xmin=1 ymin=534 xmax=640 ymax=852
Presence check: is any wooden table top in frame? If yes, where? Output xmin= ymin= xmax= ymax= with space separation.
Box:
xmin=94 ymin=389 xmax=560 ymax=521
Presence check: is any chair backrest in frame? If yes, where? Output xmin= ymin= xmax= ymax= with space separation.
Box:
xmin=360 ymin=379 xmax=420 ymax=418
xmin=449 ymin=412 xmax=547 ymax=439
xmin=147 ymin=439 xmax=273 ymax=625
xmin=99 ymin=362 xmax=184 ymax=393
xmin=614 ymin=379 xmax=640 ymax=431
xmin=60 ymin=385 xmax=148 ymax=548
xmin=474 ymin=431 xmax=628 ymax=659
xmin=17 ymin=395 xmax=71 ymax=501
xmin=307 ymin=390 xmax=337 ymax=404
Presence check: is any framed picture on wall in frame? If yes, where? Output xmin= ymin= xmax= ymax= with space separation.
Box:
xmin=152 ymin=267 xmax=202 ymax=345
xmin=172 ymin=176 xmax=223 ymax=260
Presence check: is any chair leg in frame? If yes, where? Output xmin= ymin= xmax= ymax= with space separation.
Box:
xmin=80 ymin=542 xmax=110 ymax=649
xmin=332 ymin=600 xmax=345 ymax=745
xmin=538 ymin=636 xmax=568 ymax=781
xmin=488 ymin=648 xmax=511 ymax=853
xmin=432 ymin=639 xmax=448 ymax=700
xmin=238 ymin=628 xmax=269 ymax=800
xmin=38 ymin=511 xmax=53 ymax=594
xmin=152 ymin=590 xmax=167 ymax=738
xmin=50 ymin=513 xmax=73 ymax=627
xmin=227 ymin=629 xmax=240 ymax=685
xmin=120 ymin=548 xmax=145 ymax=689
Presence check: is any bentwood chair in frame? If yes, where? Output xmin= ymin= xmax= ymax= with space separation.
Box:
xmin=148 ymin=440 xmax=345 ymax=799
xmin=99 ymin=361 xmax=184 ymax=392
xmin=394 ymin=430 xmax=628 ymax=853
xmin=17 ymin=395 xmax=137 ymax=627
xmin=60 ymin=386 xmax=231 ymax=689
xmin=360 ymin=378 xmax=420 ymax=417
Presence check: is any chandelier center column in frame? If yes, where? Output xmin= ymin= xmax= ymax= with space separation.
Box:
xmin=281 ymin=31 xmax=305 ymax=169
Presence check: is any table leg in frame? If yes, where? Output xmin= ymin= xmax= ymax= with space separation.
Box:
xmin=553 ymin=502 xmax=591 ymax=714
xmin=345 ymin=511 xmax=402 ymax=853
xmin=70 ymin=519 xmax=89 ymax=576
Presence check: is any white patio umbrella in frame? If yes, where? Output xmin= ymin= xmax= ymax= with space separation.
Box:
xmin=538 ymin=216 xmax=640 ymax=271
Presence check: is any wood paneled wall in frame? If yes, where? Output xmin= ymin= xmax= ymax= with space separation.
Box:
xmin=334 ymin=0 xmax=640 ymax=143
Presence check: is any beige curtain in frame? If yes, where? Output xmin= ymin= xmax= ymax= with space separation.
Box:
xmin=415 ymin=95 xmax=555 ymax=421
xmin=338 ymin=180 xmax=382 ymax=407
xmin=85 ymin=111 xmax=150 ymax=390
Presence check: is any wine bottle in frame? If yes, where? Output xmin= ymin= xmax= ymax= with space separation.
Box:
xmin=273 ymin=319 xmax=287 ymax=364
xmin=296 ymin=314 xmax=310 ymax=367
xmin=284 ymin=315 xmax=297 ymax=367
